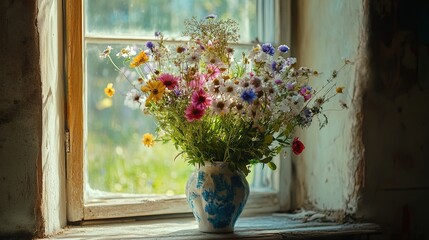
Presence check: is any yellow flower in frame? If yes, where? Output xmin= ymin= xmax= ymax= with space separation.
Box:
xmin=130 ymin=51 xmax=149 ymax=68
xmin=104 ymin=83 xmax=115 ymax=97
xmin=336 ymin=86 xmax=345 ymax=94
xmin=146 ymin=80 xmax=166 ymax=103
xmin=142 ymin=133 xmax=155 ymax=147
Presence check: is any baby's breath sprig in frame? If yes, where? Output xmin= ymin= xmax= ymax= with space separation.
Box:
xmin=183 ymin=16 xmax=239 ymax=64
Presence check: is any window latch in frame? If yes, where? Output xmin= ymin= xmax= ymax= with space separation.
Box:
xmin=65 ymin=129 xmax=70 ymax=153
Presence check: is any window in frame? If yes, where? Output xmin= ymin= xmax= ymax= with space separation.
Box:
xmin=66 ymin=0 xmax=290 ymax=222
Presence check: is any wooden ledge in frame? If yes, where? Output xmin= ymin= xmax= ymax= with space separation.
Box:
xmin=49 ymin=215 xmax=380 ymax=239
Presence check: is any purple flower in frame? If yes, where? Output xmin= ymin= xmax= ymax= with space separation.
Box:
xmin=241 ymin=89 xmax=257 ymax=103
xmin=274 ymin=79 xmax=283 ymax=85
xmin=271 ymin=61 xmax=278 ymax=72
xmin=286 ymin=57 xmax=297 ymax=66
xmin=286 ymin=81 xmax=295 ymax=90
xmin=271 ymin=60 xmax=285 ymax=73
xmin=299 ymin=85 xmax=312 ymax=101
xmin=146 ymin=41 xmax=154 ymax=49
xmin=303 ymin=107 xmax=312 ymax=118
xmin=278 ymin=44 xmax=289 ymax=53
xmin=299 ymin=108 xmax=313 ymax=126
xmin=154 ymin=31 xmax=161 ymax=37
xmin=174 ymin=89 xmax=182 ymax=97
xmin=261 ymin=43 xmax=275 ymax=56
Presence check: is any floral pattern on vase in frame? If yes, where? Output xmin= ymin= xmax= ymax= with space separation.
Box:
xmin=186 ymin=161 xmax=249 ymax=233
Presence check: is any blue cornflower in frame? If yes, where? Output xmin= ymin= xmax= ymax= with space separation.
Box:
xmin=278 ymin=44 xmax=289 ymax=53
xmin=174 ymin=89 xmax=182 ymax=97
xmin=303 ymin=108 xmax=312 ymax=118
xmin=271 ymin=61 xmax=278 ymax=72
xmin=261 ymin=43 xmax=275 ymax=56
xmin=299 ymin=108 xmax=313 ymax=126
xmin=271 ymin=60 xmax=285 ymax=73
xmin=240 ymin=89 xmax=257 ymax=103
xmin=146 ymin=41 xmax=154 ymax=49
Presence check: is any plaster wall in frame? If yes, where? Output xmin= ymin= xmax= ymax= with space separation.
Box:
xmin=37 ymin=0 xmax=67 ymax=235
xmin=0 ymin=0 xmax=41 ymax=237
xmin=291 ymin=0 xmax=366 ymax=213
xmin=0 ymin=0 xmax=66 ymax=237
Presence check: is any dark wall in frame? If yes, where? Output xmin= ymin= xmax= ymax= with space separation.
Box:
xmin=0 ymin=0 xmax=41 ymax=237
xmin=359 ymin=0 xmax=429 ymax=239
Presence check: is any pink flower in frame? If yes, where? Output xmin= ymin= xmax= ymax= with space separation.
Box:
xmin=189 ymin=74 xmax=206 ymax=90
xmin=299 ymin=85 xmax=312 ymax=101
xmin=191 ymin=89 xmax=212 ymax=110
xmin=292 ymin=137 xmax=305 ymax=155
xmin=206 ymin=64 xmax=220 ymax=80
xmin=184 ymin=104 xmax=205 ymax=122
xmin=158 ymin=73 xmax=179 ymax=90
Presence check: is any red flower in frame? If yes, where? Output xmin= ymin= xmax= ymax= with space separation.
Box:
xmin=184 ymin=104 xmax=205 ymax=122
xmin=191 ymin=89 xmax=212 ymax=110
xmin=158 ymin=73 xmax=179 ymax=90
xmin=292 ymin=137 xmax=305 ymax=155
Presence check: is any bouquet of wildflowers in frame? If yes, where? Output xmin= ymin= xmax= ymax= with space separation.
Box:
xmin=100 ymin=16 xmax=350 ymax=175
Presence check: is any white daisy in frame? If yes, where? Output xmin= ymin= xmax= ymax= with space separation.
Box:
xmin=288 ymin=94 xmax=305 ymax=115
xmin=116 ymin=46 xmax=136 ymax=58
xmin=99 ymin=46 xmax=112 ymax=59
xmin=219 ymin=80 xmax=237 ymax=97
xmin=212 ymin=98 xmax=230 ymax=115
xmin=124 ymin=89 xmax=146 ymax=111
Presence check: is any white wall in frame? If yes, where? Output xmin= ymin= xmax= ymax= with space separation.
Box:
xmin=291 ymin=0 xmax=366 ymax=213
xmin=37 ymin=0 xmax=67 ymax=235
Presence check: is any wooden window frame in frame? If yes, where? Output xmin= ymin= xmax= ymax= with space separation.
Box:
xmin=66 ymin=0 xmax=291 ymax=223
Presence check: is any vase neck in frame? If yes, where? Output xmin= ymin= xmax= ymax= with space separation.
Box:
xmin=198 ymin=161 xmax=228 ymax=169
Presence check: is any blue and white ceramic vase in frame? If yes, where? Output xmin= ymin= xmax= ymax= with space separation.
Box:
xmin=186 ymin=161 xmax=250 ymax=233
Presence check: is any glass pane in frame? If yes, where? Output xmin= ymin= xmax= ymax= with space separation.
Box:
xmin=86 ymin=42 xmax=196 ymax=195
xmin=85 ymin=42 xmax=259 ymax=195
xmin=85 ymin=0 xmax=257 ymax=43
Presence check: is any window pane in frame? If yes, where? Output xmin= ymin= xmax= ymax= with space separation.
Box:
xmin=86 ymin=42 xmax=196 ymax=195
xmin=85 ymin=0 xmax=257 ymax=42
xmin=85 ymin=42 xmax=260 ymax=195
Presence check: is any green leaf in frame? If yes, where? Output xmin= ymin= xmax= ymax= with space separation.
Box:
xmin=261 ymin=156 xmax=272 ymax=163
xmin=264 ymin=135 xmax=274 ymax=145
xmin=273 ymin=123 xmax=280 ymax=132
xmin=267 ymin=162 xmax=277 ymax=170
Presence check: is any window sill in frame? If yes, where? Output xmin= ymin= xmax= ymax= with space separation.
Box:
xmin=50 ymin=214 xmax=380 ymax=239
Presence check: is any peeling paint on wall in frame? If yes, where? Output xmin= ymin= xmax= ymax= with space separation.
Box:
xmin=291 ymin=0 xmax=366 ymax=215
